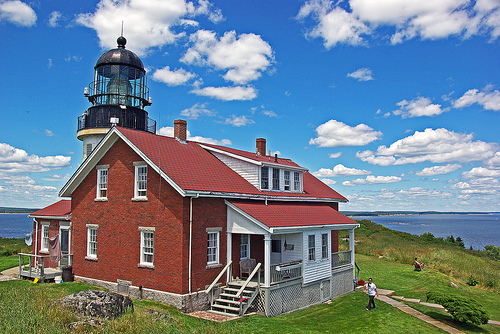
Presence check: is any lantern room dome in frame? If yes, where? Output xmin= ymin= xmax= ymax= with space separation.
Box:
xmin=95 ymin=36 xmax=144 ymax=71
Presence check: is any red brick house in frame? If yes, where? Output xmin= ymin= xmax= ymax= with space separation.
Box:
xmin=32 ymin=120 xmax=359 ymax=316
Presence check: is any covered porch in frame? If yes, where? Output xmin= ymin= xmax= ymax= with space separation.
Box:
xmin=211 ymin=200 xmax=359 ymax=316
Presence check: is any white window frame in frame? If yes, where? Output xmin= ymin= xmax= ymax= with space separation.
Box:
xmin=260 ymin=166 xmax=269 ymax=190
xmin=207 ymin=228 xmax=221 ymax=266
xmin=133 ymin=162 xmax=148 ymax=200
xmin=240 ymin=234 xmax=250 ymax=259
xmin=293 ymin=172 xmax=301 ymax=192
xmin=272 ymin=168 xmax=280 ymax=190
xmin=321 ymin=233 xmax=328 ymax=259
xmin=40 ymin=223 xmax=49 ymax=253
xmin=86 ymin=224 xmax=98 ymax=260
xmin=139 ymin=227 xmax=155 ymax=268
xmin=284 ymin=170 xmax=291 ymax=191
xmin=96 ymin=165 xmax=109 ymax=200
xmin=308 ymin=234 xmax=316 ymax=262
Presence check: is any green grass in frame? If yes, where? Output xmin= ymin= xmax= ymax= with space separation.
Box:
xmin=1 ymin=222 xmax=499 ymax=333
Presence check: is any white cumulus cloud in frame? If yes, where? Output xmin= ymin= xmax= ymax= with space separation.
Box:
xmin=224 ymin=115 xmax=255 ymax=127
xmin=152 ymin=66 xmax=196 ymax=86
xmin=393 ymin=96 xmax=445 ymax=118
xmin=0 ymin=0 xmax=36 ymax=27
xmin=0 ymin=143 xmax=71 ymax=173
xmin=461 ymin=167 xmax=500 ymax=179
xmin=76 ymin=0 xmax=222 ymax=56
xmin=191 ymin=86 xmax=257 ymax=101
xmin=347 ymin=68 xmax=373 ymax=81
xmin=48 ymin=11 xmax=61 ymax=27
xmin=179 ymin=103 xmax=216 ymax=119
xmin=181 ymin=29 xmax=274 ymax=84
xmin=357 ymin=128 xmax=498 ymax=166
xmin=342 ymin=175 xmax=402 ymax=186
xmin=309 ymin=120 xmax=382 ymax=147
xmin=416 ymin=164 xmax=462 ymax=176
xmin=453 ymin=87 xmax=500 ymax=111
xmin=313 ymin=164 xmax=371 ymax=177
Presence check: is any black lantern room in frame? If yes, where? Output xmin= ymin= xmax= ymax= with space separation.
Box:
xmin=77 ymin=36 xmax=156 ymax=160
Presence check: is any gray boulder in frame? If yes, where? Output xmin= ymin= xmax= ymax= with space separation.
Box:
xmin=60 ymin=290 xmax=133 ymax=319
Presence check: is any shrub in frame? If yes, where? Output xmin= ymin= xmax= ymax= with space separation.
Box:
xmin=420 ymin=232 xmax=435 ymax=242
xmin=467 ymin=275 xmax=478 ymax=286
xmin=426 ymin=292 xmax=489 ymax=325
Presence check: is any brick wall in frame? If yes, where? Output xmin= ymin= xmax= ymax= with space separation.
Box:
xmin=32 ymin=219 xmax=60 ymax=269
xmin=71 ymin=139 xmax=227 ymax=295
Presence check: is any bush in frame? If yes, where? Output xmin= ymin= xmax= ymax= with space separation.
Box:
xmin=426 ymin=292 xmax=489 ymax=325
xmin=467 ymin=275 xmax=478 ymax=286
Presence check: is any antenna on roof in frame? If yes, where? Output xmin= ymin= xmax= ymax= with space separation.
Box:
xmin=121 ymin=21 xmax=124 ymax=37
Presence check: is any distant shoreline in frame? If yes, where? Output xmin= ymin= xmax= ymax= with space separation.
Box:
xmin=343 ymin=211 xmax=498 ymax=217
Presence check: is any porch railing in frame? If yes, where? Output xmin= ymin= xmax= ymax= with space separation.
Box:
xmin=206 ymin=261 xmax=232 ymax=305
xmin=18 ymin=253 xmax=73 ymax=281
xmin=332 ymin=250 xmax=352 ymax=268
xmin=270 ymin=260 xmax=302 ymax=284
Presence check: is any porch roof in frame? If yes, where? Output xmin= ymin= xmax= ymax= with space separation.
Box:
xmin=28 ymin=200 xmax=71 ymax=219
xmin=227 ymin=200 xmax=357 ymax=229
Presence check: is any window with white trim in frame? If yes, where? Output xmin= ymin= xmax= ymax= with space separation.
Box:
xmin=207 ymin=231 xmax=219 ymax=265
xmin=293 ymin=172 xmax=301 ymax=191
xmin=272 ymin=168 xmax=280 ymax=190
xmin=284 ymin=170 xmax=290 ymax=191
xmin=87 ymin=225 xmax=98 ymax=259
xmin=261 ymin=167 xmax=269 ymax=190
xmin=40 ymin=223 xmax=49 ymax=252
xmin=140 ymin=229 xmax=154 ymax=266
xmin=134 ymin=163 xmax=147 ymax=199
xmin=308 ymin=234 xmax=316 ymax=261
xmin=96 ymin=166 xmax=108 ymax=199
xmin=321 ymin=233 xmax=328 ymax=259
xmin=240 ymin=234 xmax=250 ymax=259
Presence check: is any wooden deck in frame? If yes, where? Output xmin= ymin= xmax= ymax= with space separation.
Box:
xmin=18 ymin=253 xmax=72 ymax=282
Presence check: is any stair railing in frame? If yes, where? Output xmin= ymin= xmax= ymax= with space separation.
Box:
xmin=206 ymin=260 xmax=232 ymax=305
xmin=236 ymin=262 xmax=261 ymax=315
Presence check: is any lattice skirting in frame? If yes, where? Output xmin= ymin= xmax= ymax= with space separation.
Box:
xmin=252 ymin=267 xmax=354 ymax=317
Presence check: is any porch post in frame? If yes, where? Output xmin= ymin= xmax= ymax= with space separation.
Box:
xmin=264 ymin=233 xmax=271 ymax=287
xmin=349 ymin=228 xmax=355 ymax=280
xmin=226 ymin=232 xmax=232 ymax=282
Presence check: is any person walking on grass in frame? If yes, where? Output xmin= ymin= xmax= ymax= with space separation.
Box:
xmin=365 ymin=278 xmax=378 ymax=311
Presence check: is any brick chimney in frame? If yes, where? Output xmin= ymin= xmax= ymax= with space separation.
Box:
xmin=256 ymin=138 xmax=266 ymax=156
xmin=174 ymin=119 xmax=187 ymax=142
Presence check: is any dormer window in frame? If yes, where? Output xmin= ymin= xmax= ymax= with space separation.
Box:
xmin=284 ymin=171 xmax=290 ymax=191
xmin=261 ymin=167 xmax=269 ymax=189
xmin=272 ymin=168 xmax=280 ymax=190
xmin=294 ymin=172 xmax=301 ymax=191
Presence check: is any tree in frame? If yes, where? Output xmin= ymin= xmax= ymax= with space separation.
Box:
xmin=455 ymin=236 xmax=465 ymax=248
xmin=426 ymin=292 xmax=489 ymax=325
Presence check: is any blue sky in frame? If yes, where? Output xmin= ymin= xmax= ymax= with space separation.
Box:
xmin=1 ymin=0 xmax=499 ymax=212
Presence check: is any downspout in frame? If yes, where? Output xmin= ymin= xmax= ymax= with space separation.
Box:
xmin=34 ymin=218 xmax=38 ymax=266
xmin=188 ymin=193 xmax=199 ymax=294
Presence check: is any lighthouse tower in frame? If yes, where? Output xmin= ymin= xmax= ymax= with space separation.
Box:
xmin=77 ymin=36 xmax=156 ymax=161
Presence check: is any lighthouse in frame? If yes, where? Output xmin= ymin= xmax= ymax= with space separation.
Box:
xmin=77 ymin=36 xmax=156 ymax=161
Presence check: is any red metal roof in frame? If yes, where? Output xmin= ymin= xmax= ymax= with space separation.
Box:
xmin=30 ymin=200 xmax=71 ymax=218
xmin=228 ymin=200 xmax=357 ymax=228
xmin=117 ymin=127 xmax=347 ymax=201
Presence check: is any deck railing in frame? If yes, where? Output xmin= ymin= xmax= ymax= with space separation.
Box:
xmin=270 ymin=260 xmax=302 ymax=284
xmin=18 ymin=253 xmax=73 ymax=281
xmin=331 ymin=250 xmax=352 ymax=268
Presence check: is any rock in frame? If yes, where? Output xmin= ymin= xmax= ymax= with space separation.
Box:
xmin=451 ymin=282 xmax=458 ymax=288
xmin=60 ymin=290 xmax=134 ymax=319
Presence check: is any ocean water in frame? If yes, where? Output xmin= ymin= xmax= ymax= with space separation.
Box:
xmin=353 ymin=214 xmax=500 ymax=250
xmin=0 ymin=214 xmax=33 ymax=239
xmin=2 ymin=212 xmax=499 ymax=251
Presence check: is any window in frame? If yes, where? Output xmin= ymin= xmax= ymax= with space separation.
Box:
xmin=134 ymin=163 xmax=147 ymax=199
xmin=140 ymin=229 xmax=154 ymax=266
xmin=308 ymin=235 xmax=316 ymax=261
xmin=272 ymin=168 xmax=280 ymax=190
xmin=284 ymin=171 xmax=290 ymax=191
xmin=207 ymin=231 xmax=219 ymax=265
xmin=40 ymin=223 xmax=49 ymax=252
xmin=96 ymin=166 xmax=108 ymax=199
xmin=294 ymin=172 xmax=301 ymax=191
xmin=322 ymin=233 xmax=328 ymax=259
xmin=87 ymin=225 xmax=98 ymax=259
xmin=271 ymin=239 xmax=281 ymax=253
xmin=86 ymin=143 xmax=93 ymax=157
xmin=240 ymin=234 xmax=250 ymax=259
xmin=261 ymin=167 xmax=269 ymax=190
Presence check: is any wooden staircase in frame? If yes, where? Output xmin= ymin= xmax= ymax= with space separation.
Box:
xmin=210 ymin=280 xmax=260 ymax=317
